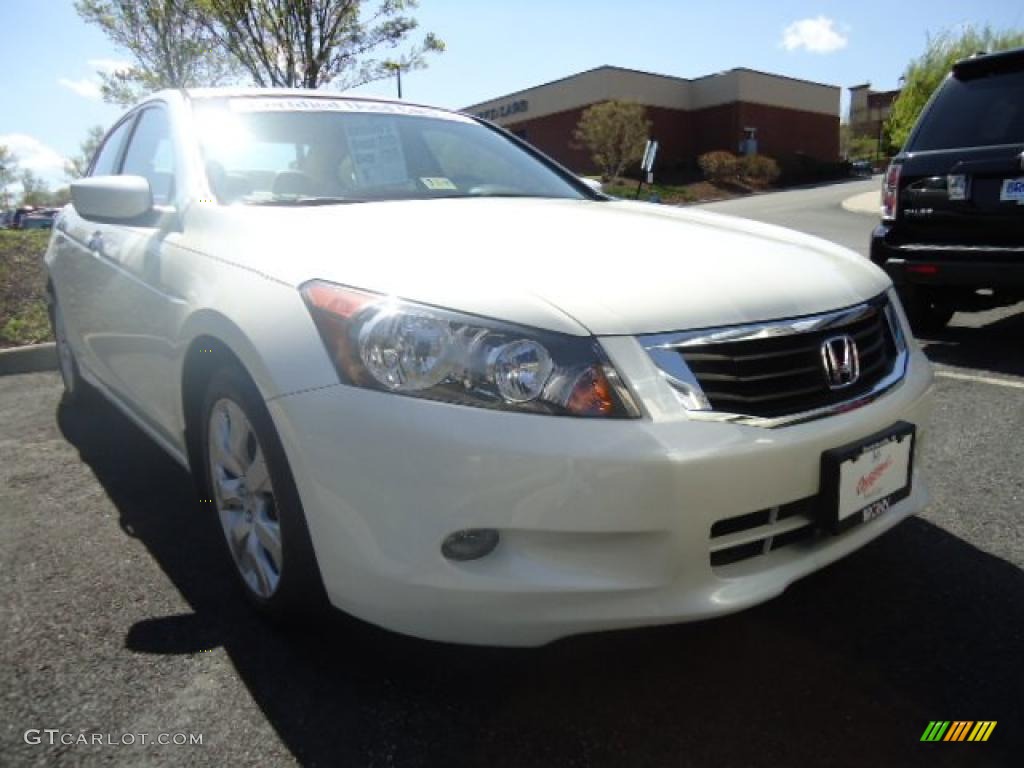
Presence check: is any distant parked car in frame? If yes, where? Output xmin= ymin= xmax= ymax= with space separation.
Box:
xmin=871 ymin=46 xmax=1024 ymax=332
xmin=850 ymin=160 xmax=873 ymax=177
xmin=10 ymin=206 xmax=37 ymax=228
xmin=0 ymin=210 xmax=13 ymax=228
xmin=20 ymin=210 xmax=56 ymax=230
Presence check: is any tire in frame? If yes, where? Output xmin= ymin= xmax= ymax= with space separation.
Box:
xmin=49 ymin=292 xmax=86 ymax=404
xmin=199 ymin=364 xmax=327 ymax=619
xmin=897 ymin=287 xmax=955 ymax=334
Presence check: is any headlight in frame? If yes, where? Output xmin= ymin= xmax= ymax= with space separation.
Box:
xmin=301 ymin=280 xmax=640 ymax=418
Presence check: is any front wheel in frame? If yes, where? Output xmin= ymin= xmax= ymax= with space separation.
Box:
xmin=200 ymin=365 xmax=327 ymax=619
xmin=49 ymin=293 xmax=85 ymax=403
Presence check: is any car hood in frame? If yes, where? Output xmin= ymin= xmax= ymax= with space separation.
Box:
xmin=191 ymin=197 xmax=891 ymax=336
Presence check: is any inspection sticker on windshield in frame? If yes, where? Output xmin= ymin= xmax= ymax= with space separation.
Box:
xmin=999 ymin=178 xmax=1024 ymax=204
xmin=420 ymin=177 xmax=457 ymax=191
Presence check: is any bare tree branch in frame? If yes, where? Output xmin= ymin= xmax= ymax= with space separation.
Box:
xmin=195 ymin=0 xmax=443 ymax=91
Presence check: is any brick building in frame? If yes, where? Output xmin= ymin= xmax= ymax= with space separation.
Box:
xmin=848 ymin=83 xmax=901 ymax=140
xmin=463 ymin=65 xmax=841 ymax=174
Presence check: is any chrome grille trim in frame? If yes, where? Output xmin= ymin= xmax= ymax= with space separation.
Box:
xmin=638 ymin=294 xmax=909 ymax=428
xmin=651 ymin=301 xmax=880 ymax=349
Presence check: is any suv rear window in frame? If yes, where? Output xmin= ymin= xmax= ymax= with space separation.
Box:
xmin=908 ymin=69 xmax=1024 ymax=151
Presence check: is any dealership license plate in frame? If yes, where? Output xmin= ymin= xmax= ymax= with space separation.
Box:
xmin=819 ymin=422 xmax=915 ymax=534
xmin=1000 ymin=178 xmax=1024 ymax=204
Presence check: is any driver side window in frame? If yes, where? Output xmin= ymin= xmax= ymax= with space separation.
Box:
xmin=89 ymin=118 xmax=134 ymax=177
xmin=121 ymin=108 xmax=177 ymax=206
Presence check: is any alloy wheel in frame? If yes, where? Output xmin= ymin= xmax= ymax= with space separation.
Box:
xmin=53 ymin=301 xmax=76 ymax=395
xmin=207 ymin=398 xmax=283 ymax=598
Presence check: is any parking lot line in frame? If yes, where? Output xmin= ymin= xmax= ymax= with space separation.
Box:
xmin=934 ymin=369 xmax=1024 ymax=390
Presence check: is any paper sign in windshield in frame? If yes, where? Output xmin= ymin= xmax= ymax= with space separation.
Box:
xmin=345 ymin=117 xmax=408 ymax=187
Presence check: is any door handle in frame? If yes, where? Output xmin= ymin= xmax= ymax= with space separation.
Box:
xmin=87 ymin=231 xmax=106 ymax=258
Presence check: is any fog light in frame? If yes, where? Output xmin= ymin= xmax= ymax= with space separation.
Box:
xmin=442 ymin=529 xmax=500 ymax=561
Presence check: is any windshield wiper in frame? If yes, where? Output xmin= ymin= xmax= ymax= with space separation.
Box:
xmin=242 ymin=196 xmax=367 ymax=207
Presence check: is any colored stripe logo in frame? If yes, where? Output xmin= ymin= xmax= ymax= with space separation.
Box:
xmin=920 ymin=721 xmax=997 ymax=742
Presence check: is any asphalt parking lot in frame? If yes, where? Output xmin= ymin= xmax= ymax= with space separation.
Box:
xmin=2 ymin=179 xmax=1021 ymax=766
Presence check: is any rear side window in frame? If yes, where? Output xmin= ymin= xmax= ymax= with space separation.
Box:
xmin=90 ymin=118 xmax=134 ymax=176
xmin=909 ymin=70 xmax=1024 ymax=151
xmin=121 ymin=108 xmax=177 ymax=205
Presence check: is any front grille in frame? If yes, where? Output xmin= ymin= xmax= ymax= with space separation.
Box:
xmin=677 ymin=298 xmax=898 ymax=419
xmin=709 ymin=497 xmax=819 ymax=568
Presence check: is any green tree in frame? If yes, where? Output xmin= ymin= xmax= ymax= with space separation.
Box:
xmin=195 ymin=0 xmax=445 ymax=90
xmin=847 ymin=135 xmax=879 ymax=161
xmin=47 ymin=187 xmax=72 ymax=207
xmin=75 ymin=0 xmax=240 ymax=106
xmin=19 ymin=171 xmax=53 ymax=207
xmin=65 ymin=125 xmax=107 ymax=180
xmin=573 ymin=101 xmax=650 ymax=181
xmin=0 ymin=145 xmax=19 ymax=209
xmin=886 ymin=26 xmax=1024 ymax=149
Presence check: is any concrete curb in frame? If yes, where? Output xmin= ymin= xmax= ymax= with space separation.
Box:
xmin=842 ymin=189 xmax=881 ymax=216
xmin=0 ymin=342 xmax=58 ymax=375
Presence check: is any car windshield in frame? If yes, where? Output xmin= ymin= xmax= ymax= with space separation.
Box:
xmin=909 ymin=69 xmax=1024 ymax=151
xmin=192 ymin=97 xmax=586 ymax=205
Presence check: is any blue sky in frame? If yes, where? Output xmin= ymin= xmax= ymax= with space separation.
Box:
xmin=1 ymin=0 xmax=1021 ymax=189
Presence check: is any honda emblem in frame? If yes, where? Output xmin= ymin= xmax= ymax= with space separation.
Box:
xmin=821 ymin=335 xmax=860 ymax=389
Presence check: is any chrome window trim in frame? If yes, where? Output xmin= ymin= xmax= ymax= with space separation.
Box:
xmin=638 ymin=295 xmax=909 ymax=428
xmin=894 ymin=242 xmax=1024 ymax=253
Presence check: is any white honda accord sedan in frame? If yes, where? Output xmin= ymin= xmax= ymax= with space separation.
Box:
xmin=46 ymin=89 xmax=933 ymax=646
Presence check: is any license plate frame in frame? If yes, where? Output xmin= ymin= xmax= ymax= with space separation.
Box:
xmin=818 ymin=421 xmax=915 ymax=535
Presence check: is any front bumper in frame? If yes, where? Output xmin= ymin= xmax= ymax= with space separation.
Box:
xmin=269 ymin=339 xmax=934 ymax=646
xmin=871 ymin=225 xmax=1024 ymax=288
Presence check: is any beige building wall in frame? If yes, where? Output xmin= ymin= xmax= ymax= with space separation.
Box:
xmin=732 ymin=70 xmax=838 ymax=116
xmin=464 ymin=66 xmax=839 ymax=126
xmin=465 ymin=67 xmax=692 ymax=125
xmin=849 ymin=84 xmax=871 ymax=131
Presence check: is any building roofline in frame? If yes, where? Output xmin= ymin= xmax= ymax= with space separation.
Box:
xmin=463 ymin=64 xmax=840 ymax=111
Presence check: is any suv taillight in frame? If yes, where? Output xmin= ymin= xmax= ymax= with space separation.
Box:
xmin=881 ymin=162 xmax=901 ymax=221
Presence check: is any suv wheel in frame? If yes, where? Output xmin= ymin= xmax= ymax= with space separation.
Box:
xmin=898 ymin=287 xmax=955 ymax=334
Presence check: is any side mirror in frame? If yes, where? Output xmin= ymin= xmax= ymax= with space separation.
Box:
xmin=71 ymin=175 xmax=153 ymax=221
xmin=580 ymin=177 xmax=603 ymax=194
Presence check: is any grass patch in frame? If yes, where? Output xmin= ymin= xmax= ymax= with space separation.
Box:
xmin=0 ymin=230 xmax=52 ymax=347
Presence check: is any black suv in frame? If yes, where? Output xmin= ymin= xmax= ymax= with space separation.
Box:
xmin=871 ymin=46 xmax=1024 ymax=332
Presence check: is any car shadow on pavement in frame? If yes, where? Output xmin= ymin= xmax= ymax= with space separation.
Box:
xmin=57 ymin=392 xmax=1022 ymax=768
xmin=917 ymin=308 xmax=1024 ymax=378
